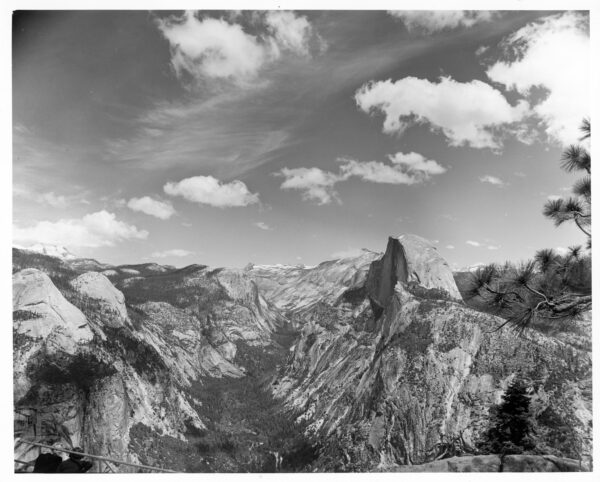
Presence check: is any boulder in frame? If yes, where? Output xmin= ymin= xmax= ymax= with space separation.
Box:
xmin=391 ymin=455 xmax=502 ymax=472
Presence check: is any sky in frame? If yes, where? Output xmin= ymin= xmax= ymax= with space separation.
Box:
xmin=12 ymin=9 xmax=592 ymax=269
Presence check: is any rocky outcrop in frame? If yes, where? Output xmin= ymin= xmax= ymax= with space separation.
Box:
xmin=272 ymin=236 xmax=591 ymax=471
xmin=135 ymin=301 xmax=244 ymax=381
xmin=13 ymin=269 xmax=93 ymax=345
xmin=383 ymin=454 xmax=587 ymax=472
xmin=70 ymin=272 xmax=129 ymax=328
xmin=13 ymin=269 xmax=204 ymax=470
xmin=246 ymin=249 xmax=381 ymax=315
xmin=366 ymin=235 xmax=461 ymax=312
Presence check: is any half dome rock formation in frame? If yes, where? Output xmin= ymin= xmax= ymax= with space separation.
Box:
xmin=271 ymin=234 xmax=591 ymax=471
xmin=13 ymin=268 xmax=93 ymax=345
xmin=12 ymin=233 xmax=591 ymax=472
xmin=367 ymin=234 xmax=462 ymax=312
xmin=70 ymin=272 xmax=130 ymax=328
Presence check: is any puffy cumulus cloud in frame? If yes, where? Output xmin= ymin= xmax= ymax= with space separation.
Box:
xmin=466 ymin=240 xmax=482 ymax=247
xmin=265 ymin=11 xmax=312 ymax=56
xmin=479 ymin=175 xmax=507 ymax=187
xmin=157 ymin=12 xmax=266 ymax=82
xmin=355 ymin=76 xmax=528 ymax=149
xmin=275 ymin=167 xmax=342 ymax=205
xmin=276 ymin=152 xmax=448 ymax=204
xmin=388 ymin=10 xmax=497 ymax=33
xmin=388 ymin=151 xmax=447 ymax=176
xmin=446 ymin=245 xmax=455 ymax=249
xmin=127 ymin=196 xmax=176 ymax=220
xmin=157 ymin=10 xmax=316 ymax=85
xmin=164 ymin=175 xmax=259 ymax=208
xmin=486 ymin=12 xmax=589 ymax=146
xmin=13 ymin=211 xmax=148 ymax=248
xmin=254 ymin=221 xmax=273 ymax=231
xmin=151 ymin=249 xmax=194 ymax=258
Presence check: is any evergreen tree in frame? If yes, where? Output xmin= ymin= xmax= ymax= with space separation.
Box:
xmin=481 ymin=378 xmax=535 ymax=455
xmin=466 ymin=120 xmax=592 ymax=331
xmin=543 ymin=119 xmax=591 ymax=245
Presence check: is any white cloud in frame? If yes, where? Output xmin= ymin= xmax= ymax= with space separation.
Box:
xmin=479 ymin=175 xmax=507 ymax=187
xmin=127 ymin=196 xmax=176 ymax=220
xmin=14 ymin=186 xmax=88 ymax=209
xmin=13 ymin=211 xmax=148 ymax=248
xmin=276 ymin=152 xmax=448 ymax=204
xmin=446 ymin=245 xmax=455 ymax=249
xmin=265 ymin=11 xmax=312 ymax=56
xmin=466 ymin=240 xmax=482 ymax=247
xmin=339 ymin=159 xmax=420 ymax=185
xmin=388 ymin=10 xmax=496 ymax=33
xmin=487 ymin=245 xmax=501 ymax=250
xmin=513 ymin=171 xmax=527 ymax=178
xmin=547 ymin=194 xmax=562 ymax=201
xmin=157 ymin=11 xmax=317 ymax=85
xmin=486 ymin=12 xmax=589 ymax=146
xmin=164 ymin=176 xmax=259 ymax=208
xmin=151 ymin=249 xmax=194 ymax=258
xmin=388 ymin=151 xmax=447 ymax=175
xmin=355 ymin=76 xmax=528 ymax=149
xmin=275 ymin=167 xmax=342 ymax=205
xmin=157 ymin=12 xmax=268 ymax=83
xmin=475 ymin=45 xmax=489 ymax=56
xmin=254 ymin=221 xmax=273 ymax=231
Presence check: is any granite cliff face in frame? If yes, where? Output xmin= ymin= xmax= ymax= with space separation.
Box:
xmin=271 ymin=235 xmax=592 ymax=471
xmin=12 ymin=235 xmax=592 ymax=472
xmin=13 ymin=268 xmax=205 ymax=470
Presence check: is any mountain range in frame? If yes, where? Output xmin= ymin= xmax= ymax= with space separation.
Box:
xmin=12 ymin=235 xmax=592 ymax=472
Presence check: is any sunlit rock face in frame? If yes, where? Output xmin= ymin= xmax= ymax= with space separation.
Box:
xmin=246 ymin=249 xmax=381 ymax=316
xmin=272 ymin=235 xmax=591 ymax=471
xmin=13 ymin=269 xmax=93 ymax=345
xmin=71 ymin=272 xmax=130 ymax=328
xmin=12 ymin=234 xmax=592 ymax=472
xmin=12 ymin=268 xmax=204 ymax=470
xmin=366 ymin=235 xmax=462 ymax=313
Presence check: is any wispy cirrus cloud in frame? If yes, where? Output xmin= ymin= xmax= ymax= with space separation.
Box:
xmin=388 ymin=10 xmax=498 ymax=33
xmin=254 ymin=221 xmax=273 ymax=231
xmin=479 ymin=175 xmax=507 ymax=187
xmin=14 ymin=185 xmax=90 ymax=209
xmin=466 ymin=240 xmax=501 ymax=250
xmin=151 ymin=248 xmax=194 ymax=258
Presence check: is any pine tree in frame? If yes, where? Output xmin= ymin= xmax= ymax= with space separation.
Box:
xmin=481 ymin=378 xmax=535 ymax=455
xmin=466 ymin=120 xmax=592 ymax=332
xmin=543 ymin=119 xmax=591 ymax=245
